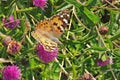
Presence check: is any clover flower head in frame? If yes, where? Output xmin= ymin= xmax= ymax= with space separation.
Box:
xmin=97 ymin=58 xmax=113 ymax=66
xmin=35 ymin=43 xmax=58 ymax=63
xmin=99 ymin=26 xmax=109 ymax=35
xmin=2 ymin=36 xmax=12 ymax=46
xmin=33 ymin=0 xmax=47 ymax=9
xmin=2 ymin=65 xmax=21 ymax=80
xmin=2 ymin=15 xmax=20 ymax=29
xmin=7 ymin=40 xmax=22 ymax=54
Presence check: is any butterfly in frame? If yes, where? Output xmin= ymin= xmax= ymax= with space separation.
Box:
xmin=31 ymin=9 xmax=70 ymax=51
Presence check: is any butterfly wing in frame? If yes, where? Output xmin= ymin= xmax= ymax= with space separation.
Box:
xmin=50 ymin=10 xmax=70 ymax=38
xmin=31 ymin=9 xmax=70 ymax=51
xmin=31 ymin=30 xmax=57 ymax=51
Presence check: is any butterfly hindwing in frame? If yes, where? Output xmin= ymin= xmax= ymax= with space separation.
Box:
xmin=31 ymin=30 xmax=57 ymax=51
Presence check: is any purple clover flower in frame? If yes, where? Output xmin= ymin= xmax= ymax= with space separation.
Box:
xmin=35 ymin=43 xmax=58 ymax=63
xmin=7 ymin=40 xmax=22 ymax=54
xmin=2 ymin=15 xmax=20 ymax=29
xmin=97 ymin=58 xmax=113 ymax=66
xmin=2 ymin=36 xmax=12 ymax=46
xmin=33 ymin=0 xmax=47 ymax=9
xmin=2 ymin=65 xmax=21 ymax=80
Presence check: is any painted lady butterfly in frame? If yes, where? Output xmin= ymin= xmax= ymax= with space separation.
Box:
xmin=31 ymin=9 xmax=70 ymax=51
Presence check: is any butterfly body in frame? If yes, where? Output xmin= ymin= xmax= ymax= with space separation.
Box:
xmin=31 ymin=9 xmax=70 ymax=51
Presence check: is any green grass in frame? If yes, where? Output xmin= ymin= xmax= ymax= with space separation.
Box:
xmin=0 ymin=0 xmax=120 ymax=80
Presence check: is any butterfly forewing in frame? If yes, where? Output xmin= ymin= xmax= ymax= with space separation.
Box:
xmin=50 ymin=10 xmax=70 ymax=38
xmin=35 ymin=20 xmax=51 ymax=31
xmin=31 ymin=9 xmax=71 ymax=51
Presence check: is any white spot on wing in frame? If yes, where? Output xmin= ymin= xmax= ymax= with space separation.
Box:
xmin=60 ymin=15 xmax=64 ymax=18
xmin=63 ymin=18 xmax=68 ymax=24
xmin=67 ymin=14 xmax=69 ymax=17
xmin=59 ymin=26 xmax=64 ymax=32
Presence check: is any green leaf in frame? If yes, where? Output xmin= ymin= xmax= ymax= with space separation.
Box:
xmin=101 ymin=55 xmax=107 ymax=61
xmin=29 ymin=58 xmax=36 ymax=69
xmin=66 ymin=0 xmax=99 ymax=26
xmin=66 ymin=0 xmax=82 ymax=7
xmin=110 ymin=29 xmax=120 ymax=41
xmin=113 ymin=48 xmax=120 ymax=57
xmin=85 ymin=0 xmax=97 ymax=7
xmin=87 ymin=46 xmax=107 ymax=51
xmin=107 ymin=38 xmax=113 ymax=49
xmin=79 ymin=7 xmax=99 ymax=26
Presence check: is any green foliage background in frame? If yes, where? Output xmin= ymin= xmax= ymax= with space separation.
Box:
xmin=0 ymin=0 xmax=120 ymax=80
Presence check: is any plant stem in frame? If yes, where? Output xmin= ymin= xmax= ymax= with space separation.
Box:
xmin=95 ymin=25 xmax=117 ymax=80
xmin=92 ymin=6 xmax=120 ymax=11
xmin=0 ymin=31 xmax=6 ymax=38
